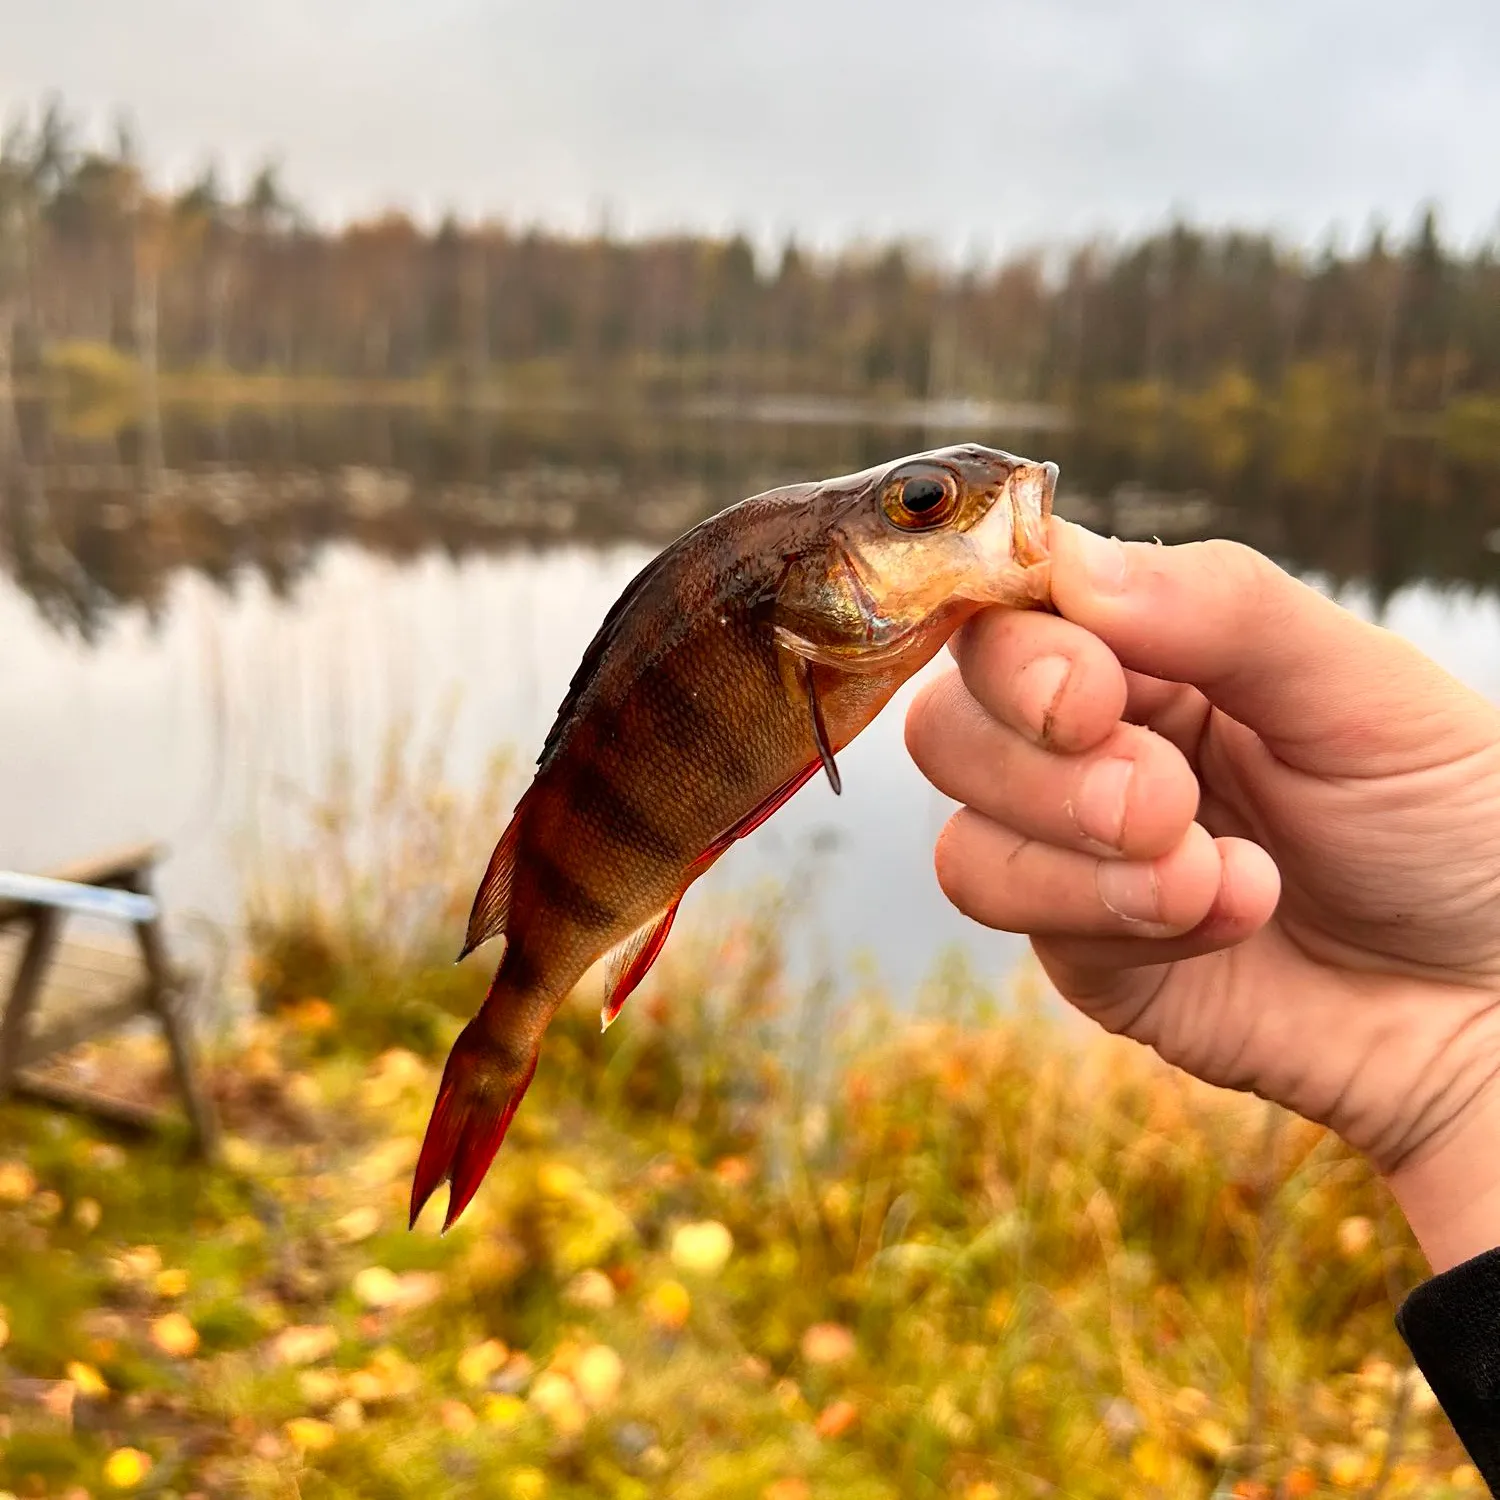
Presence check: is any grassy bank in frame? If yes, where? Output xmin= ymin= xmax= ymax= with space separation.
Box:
xmin=0 ymin=752 xmax=1484 ymax=1498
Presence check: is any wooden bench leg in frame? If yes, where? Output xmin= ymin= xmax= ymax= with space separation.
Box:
xmin=130 ymin=876 xmax=219 ymax=1160
xmin=0 ymin=910 xmax=60 ymax=1099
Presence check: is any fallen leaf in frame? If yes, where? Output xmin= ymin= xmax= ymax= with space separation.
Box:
xmin=284 ymin=1417 xmax=338 ymax=1452
xmin=151 ymin=1312 xmax=201 ymax=1358
xmin=154 ymin=1268 xmax=189 ymax=1299
xmin=103 ymin=1447 xmax=152 ymax=1487
xmin=573 ymin=1344 xmax=624 ymax=1409
xmin=529 ymin=1370 xmax=587 ymax=1434
xmin=332 ymin=1206 xmax=381 ymax=1244
xmin=815 ymin=1399 xmax=859 ymax=1439
xmin=66 ymin=1361 xmax=109 ymax=1399
xmin=800 ymin=1323 xmax=857 ymax=1366
xmin=645 ymin=1280 xmax=691 ymax=1332
xmin=508 ymin=1467 xmax=548 ymax=1500
xmin=0 ymin=1160 xmax=37 ymax=1204
xmin=562 ymin=1269 xmax=616 ymax=1311
xmin=456 ymin=1338 xmax=510 ymax=1388
xmin=670 ymin=1220 xmax=734 ymax=1277
xmin=440 ymin=1399 xmax=477 ymax=1433
xmin=268 ymin=1324 xmax=339 ymax=1366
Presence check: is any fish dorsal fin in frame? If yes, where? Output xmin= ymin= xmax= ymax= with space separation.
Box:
xmin=599 ymin=898 xmax=683 ymax=1031
xmin=536 ymin=546 xmax=679 ymax=774
xmin=458 ymin=810 xmax=523 ymax=960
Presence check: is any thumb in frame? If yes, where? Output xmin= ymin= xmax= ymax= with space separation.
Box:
xmin=1046 ymin=519 xmax=1493 ymax=775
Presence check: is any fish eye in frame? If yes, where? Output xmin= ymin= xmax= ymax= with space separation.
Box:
xmin=880 ymin=467 xmax=958 ymax=531
xmin=902 ymin=478 xmax=947 ymax=513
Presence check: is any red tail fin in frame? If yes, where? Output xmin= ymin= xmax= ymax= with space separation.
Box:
xmin=409 ymin=1018 xmax=539 ymax=1232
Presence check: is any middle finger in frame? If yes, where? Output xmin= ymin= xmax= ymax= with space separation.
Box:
xmin=907 ymin=670 xmax=1201 ymax=859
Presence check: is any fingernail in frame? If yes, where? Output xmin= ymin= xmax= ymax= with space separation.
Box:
xmin=1068 ymin=524 xmax=1128 ymax=594
xmin=1015 ymin=655 xmax=1071 ymax=742
xmin=1096 ymin=859 xmax=1161 ymax=925
xmin=1074 ymin=757 xmax=1134 ymax=848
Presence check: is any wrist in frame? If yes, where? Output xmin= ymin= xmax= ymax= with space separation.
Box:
xmin=1384 ymin=1081 xmax=1500 ymax=1275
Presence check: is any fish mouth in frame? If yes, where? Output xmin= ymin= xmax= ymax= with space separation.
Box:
xmin=1010 ymin=460 xmax=1057 ymax=570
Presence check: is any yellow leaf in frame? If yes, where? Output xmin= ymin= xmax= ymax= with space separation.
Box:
xmin=1189 ymin=1418 xmax=1235 ymax=1463
xmin=509 ymin=1467 xmax=548 ymax=1500
xmin=562 ymin=1269 xmax=616 ymax=1310
xmin=284 ymin=1417 xmax=338 ymax=1452
xmin=670 ymin=1220 xmax=734 ymax=1277
xmin=332 ymin=1206 xmax=381 ymax=1244
xmin=1132 ymin=1437 xmax=1171 ymax=1483
xmin=573 ymin=1344 xmax=624 ymax=1409
xmin=481 ymin=1393 xmax=528 ymax=1428
xmin=103 ymin=1447 xmax=152 ymax=1487
xmin=154 ymin=1268 xmax=189 ymax=1299
xmin=644 ymin=1280 xmax=691 ymax=1332
xmin=297 ymin=1369 xmax=344 ymax=1408
xmin=150 ymin=1312 xmax=200 ymax=1359
xmin=268 ymin=1324 xmax=339 ymax=1366
xmin=1327 ymin=1447 xmax=1368 ymax=1488
xmin=0 ymin=1160 xmax=37 ymax=1204
xmin=73 ymin=1196 xmax=102 ymax=1231
xmin=456 ymin=1338 xmax=510 ymax=1388
xmin=353 ymin=1265 xmax=402 ymax=1308
xmin=537 ymin=1161 xmax=585 ymax=1198
xmin=66 ymin=1361 xmax=109 ymax=1398
xmin=529 ymin=1370 xmax=587 ymax=1434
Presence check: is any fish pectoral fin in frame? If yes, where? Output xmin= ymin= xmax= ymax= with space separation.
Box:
xmin=799 ymin=657 xmax=842 ymax=795
xmin=601 ymin=899 xmax=683 ymax=1031
xmin=458 ymin=809 xmax=523 ymax=961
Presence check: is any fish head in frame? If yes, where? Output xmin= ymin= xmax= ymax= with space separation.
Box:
xmin=773 ymin=444 xmax=1057 ymax=668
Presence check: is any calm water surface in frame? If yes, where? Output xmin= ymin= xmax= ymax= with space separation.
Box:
xmin=4 ymin=401 xmax=1500 ymax=1002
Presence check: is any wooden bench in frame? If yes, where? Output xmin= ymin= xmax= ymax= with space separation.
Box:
xmin=0 ymin=843 xmax=218 ymax=1156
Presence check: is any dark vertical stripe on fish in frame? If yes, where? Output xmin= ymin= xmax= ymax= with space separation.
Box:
xmin=528 ymin=849 xmax=618 ymax=930
xmin=567 ymin=760 xmax=685 ymax=860
xmin=652 ymin=664 xmax=754 ymax=784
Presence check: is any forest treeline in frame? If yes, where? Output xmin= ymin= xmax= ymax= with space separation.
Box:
xmin=2 ymin=98 xmax=1499 ymax=410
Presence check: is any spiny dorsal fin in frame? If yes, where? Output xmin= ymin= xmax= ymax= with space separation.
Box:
xmin=599 ymin=898 xmax=682 ymax=1031
xmin=536 ymin=545 xmax=678 ymax=774
xmin=457 ymin=810 xmax=523 ymax=961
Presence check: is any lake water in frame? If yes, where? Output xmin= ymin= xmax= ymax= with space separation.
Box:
xmin=4 ymin=398 xmax=1500 ymax=1005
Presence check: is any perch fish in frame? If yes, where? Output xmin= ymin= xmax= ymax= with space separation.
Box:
xmin=411 ymin=443 xmax=1058 ymax=1230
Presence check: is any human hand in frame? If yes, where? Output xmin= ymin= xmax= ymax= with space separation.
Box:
xmin=905 ymin=520 xmax=1500 ymax=1273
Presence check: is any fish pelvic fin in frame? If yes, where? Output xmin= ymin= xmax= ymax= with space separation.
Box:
xmin=457 ymin=809 xmax=523 ymax=961
xmin=601 ymin=898 xmax=683 ymax=1031
xmin=409 ymin=1016 xmax=539 ymax=1232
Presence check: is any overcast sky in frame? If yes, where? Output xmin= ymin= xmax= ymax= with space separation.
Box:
xmin=2 ymin=0 xmax=1497 ymax=260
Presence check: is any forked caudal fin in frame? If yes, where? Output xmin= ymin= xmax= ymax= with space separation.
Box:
xmin=409 ymin=1016 xmax=539 ymax=1232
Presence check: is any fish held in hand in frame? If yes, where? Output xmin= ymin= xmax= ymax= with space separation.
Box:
xmin=411 ymin=443 xmax=1057 ymax=1230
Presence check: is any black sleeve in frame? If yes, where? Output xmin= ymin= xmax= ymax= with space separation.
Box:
xmin=1396 ymin=1246 xmax=1500 ymax=1493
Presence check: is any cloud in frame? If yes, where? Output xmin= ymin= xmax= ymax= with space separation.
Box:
xmin=1 ymin=0 xmax=1495 ymax=253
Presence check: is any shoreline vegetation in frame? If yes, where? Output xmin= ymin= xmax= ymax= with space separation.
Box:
xmin=0 ymin=744 xmax=1486 ymax=1498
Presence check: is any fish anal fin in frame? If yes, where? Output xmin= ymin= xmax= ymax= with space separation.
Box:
xmin=600 ymin=899 xmax=682 ymax=1030
xmin=458 ymin=810 xmax=523 ymax=961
